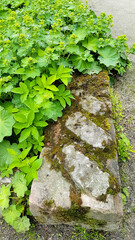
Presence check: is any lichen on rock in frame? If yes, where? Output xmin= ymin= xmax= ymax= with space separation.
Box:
xmin=29 ymin=71 xmax=123 ymax=231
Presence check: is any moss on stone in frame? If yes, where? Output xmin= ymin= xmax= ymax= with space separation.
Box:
xmin=107 ymin=175 xmax=121 ymax=195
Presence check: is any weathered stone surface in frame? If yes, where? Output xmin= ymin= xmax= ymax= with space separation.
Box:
xmin=65 ymin=112 xmax=112 ymax=149
xmin=29 ymin=71 xmax=123 ymax=231
xmin=62 ymin=144 xmax=109 ymax=198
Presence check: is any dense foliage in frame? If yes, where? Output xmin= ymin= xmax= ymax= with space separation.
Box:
xmin=0 ymin=0 xmax=135 ymax=232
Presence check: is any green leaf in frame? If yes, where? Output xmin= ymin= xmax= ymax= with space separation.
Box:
xmin=2 ymin=204 xmax=21 ymax=225
xmin=0 ymin=106 xmax=15 ymax=142
xmin=42 ymin=101 xmax=63 ymax=121
xmin=98 ymin=46 xmax=119 ymax=67
xmin=0 ymin=184 xmax=11 ymax=210
xmin=13 ymin=112 xmax=27 ymax=123
xmin=123 ymin=187 xmax=129 ymax=198
xmin=11 ymin=172 xmax=27 ymax=197
xmin=34 ymin=121 xmax=48 ymax=127
xmin=32 ymin=158 xmax=43 ymax=170
xmin=59 ymin=97 xmax=66 ymax=108
xmin=82 ymin=37 xmax=98 ymax=52
xmin=23 ymin=68 xmax=40 ymax=80
xmin=83 ymin=62 xmax=102 ymax=75
xmin=17 ymin=147 xmax=31 ymax=160
xmin=14 ymin=68 xmax=24 ymax=75
xmin=0 ymin=140 xmax=20 ymax=168
xmin=32 ymin=126 xmax=39 ymax=140
xmin=73 ymin=28 xmax=88 ymax=42
xmin=19 ymin=128 xmax=31 ymax=142
xmin=65 ymin=45 xmax=80 ymax=54
xmin=13 ymin=216 xmax=30 ymax=233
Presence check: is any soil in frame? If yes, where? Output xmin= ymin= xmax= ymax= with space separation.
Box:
xmin=1 ymin=64 xmax=135 ymax=239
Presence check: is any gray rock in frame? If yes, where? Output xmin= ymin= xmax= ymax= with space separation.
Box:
xmin=29 ymin=72 xmax=123 ymax=231
xmin=29 ymin=148 xmax=71 ymax=217
xmin=65 ymin=112 xmax=112 ymax=148
xmin=62 ymin=144 xmax=109 ymax=198
xmin=80 ymin=94 xmax=107 ymax=115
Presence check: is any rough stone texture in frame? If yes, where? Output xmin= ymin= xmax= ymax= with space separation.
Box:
xmin=29 ymin=71 xmax=123 ymax=231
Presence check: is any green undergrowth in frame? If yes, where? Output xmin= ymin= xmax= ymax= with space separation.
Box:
xmin=0 ymin=0 xmax=135 ymax=233
xmin=110 ymin=89 xmax=134 ymax=206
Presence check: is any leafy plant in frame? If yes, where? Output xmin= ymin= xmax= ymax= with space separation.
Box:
xmin=121 ymin=187 xmax=129 ymax=206
xmin=72 ymin=226 xmax=108 ymax=240
xmin=0 ymin=0 xmax=135 ymax=233
xmin=109 ymin=89 xmax=135 ymax=162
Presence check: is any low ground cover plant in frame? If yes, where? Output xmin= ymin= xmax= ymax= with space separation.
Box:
xmin=0 ymin=0 xmax=135 ymax=233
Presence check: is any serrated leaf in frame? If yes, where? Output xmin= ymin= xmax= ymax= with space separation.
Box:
xmin=2 ymin=204 xmax=21 ymax=225
xmin=65 ymin=45 xmax=80 ymax=54
xmin=83 ymin=62 xmax=102 ymax=75
xmin=73 ymin=28 xmax=88 ymax=42
xmin=0 ymin=184 xmax=11 ymax=210
xmin=14 ymin=68 xmax=24 ymax=75
xmin=42 ymin=101 xmax=63 ymax=121
xmin=13 ymin=216 xmax=30 ymax=233
xmin=0 ymin=106 xmax=15 ymax=142
xmin=12 ymin=172 xmax=27 ymax=197
xmin=98 ymin=46 xmax=119 ymax=67
xmin=23 ymin=68 xmax=40 ymax=80
xmin=0 ymin=140 xmax=20 ymax=168
xmin=82 ymin=37 xmax=98 ymax=52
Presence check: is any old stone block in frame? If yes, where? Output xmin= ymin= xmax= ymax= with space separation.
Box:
xmin=29 ymin=71 xmax=123 ymax=231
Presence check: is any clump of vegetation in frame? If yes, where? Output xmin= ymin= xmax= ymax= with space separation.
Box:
xmin=0 ymin=0 xmax=135 ymax=233
xmin=72 ymin=226 xmax=108 ymax=240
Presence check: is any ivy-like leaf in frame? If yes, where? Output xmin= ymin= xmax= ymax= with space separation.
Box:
xmin=11 ymin=172 xmax=27 ymax=197
xmin=0 ymin=106 xmax=15 ymax=142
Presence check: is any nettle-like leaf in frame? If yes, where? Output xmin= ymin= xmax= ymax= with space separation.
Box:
xmin=0 ymin=140 xmax=20 ymax=169
xmin=0 ymin=184 xmax=11 ymax=210
xmin=12 ymin=82 xmax=29 ymax=103
xmin=0 ymin=106 xmax=15 ymax=142
xmin=98 ymin=46 xmax=119 ymax=67
xmin=11 ymin=172 xmax=27 ymax=197
xmin=2 ymin=204 xmax=21 ymax=225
